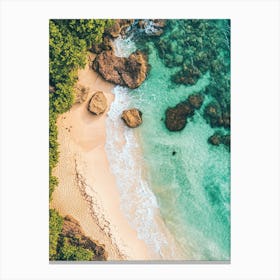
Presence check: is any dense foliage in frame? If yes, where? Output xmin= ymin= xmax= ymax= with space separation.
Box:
xmin=49 ymin=210 xmax=95 ymax=261
xmin=58 ymin=237 xmax=94 ymax=261
xmin=49 ymin=209 xmax=63 ymax=260
xmin=58 ymin=19 xmax=113 ymax=47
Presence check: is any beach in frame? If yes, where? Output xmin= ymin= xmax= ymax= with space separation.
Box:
xmin=50 ymin=53 xmax=152 ymax=260
xmin=50 ymin=19 xmax=231 ymax=261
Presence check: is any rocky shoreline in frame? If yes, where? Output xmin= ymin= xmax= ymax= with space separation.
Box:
xmin=89 ymin=19 xmax=230 ymax=148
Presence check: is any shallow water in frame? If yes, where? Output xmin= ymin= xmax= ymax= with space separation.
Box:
xmin=106 ymin=20 xmax=230 ymax=260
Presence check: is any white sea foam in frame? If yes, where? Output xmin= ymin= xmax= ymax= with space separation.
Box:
xmin=105 ymin=86 xmax=172 ymax=258
xmin=140 ymin=19 xmax=161 ymax=36
xmin=112 ymin=20 xmax=161 ymax=58
xmin=113 ymin=36 xmax=137 ymax=58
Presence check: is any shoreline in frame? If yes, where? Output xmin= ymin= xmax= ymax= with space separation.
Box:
xmin=105 ymin=86 xmax=187 ymax=260
xmin=50 ymin=53 xmax=151 ymax=260
xmin=49 ymin=20 xmax=230 ymax=262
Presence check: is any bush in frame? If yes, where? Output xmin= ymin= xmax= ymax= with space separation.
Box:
xmin=49 ymin=209 xmax=63 ymax=260
xmin=58 ymin=237 xmax=94 ymax=261
xmin=58 ymin=19 xmax=114 ymax=47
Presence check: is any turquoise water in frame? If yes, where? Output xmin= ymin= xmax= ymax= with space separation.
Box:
xmin=106 ymin=20 xmax=230 ymax=260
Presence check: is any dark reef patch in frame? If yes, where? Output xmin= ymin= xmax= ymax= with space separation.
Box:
xmin=154 ymin=19 xmax=230 ymax=133
xmin=208 ymin=131 xmax=230 ymax=148
xmin=165 ymin=93 xmax=204 ymax=131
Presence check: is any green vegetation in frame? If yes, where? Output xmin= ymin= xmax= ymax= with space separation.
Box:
xmin=60 ymin=19 xmax=113 ymax=47
xmin=49 ymin=209 xmax=63 ymax=260
xmin=49 ymin=209 xmax=95 ymax=261
xmin=58 ymin=237 xmax=94 ymax=261
xmin=49 ymin=19 xmax=114 ymax=259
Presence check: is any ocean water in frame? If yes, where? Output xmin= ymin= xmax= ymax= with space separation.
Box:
xmin=106 ymin=20 xmax=230 ymax=260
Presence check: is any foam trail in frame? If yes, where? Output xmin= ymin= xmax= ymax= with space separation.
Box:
xmin=105 ymin=86 xmax=174 ymax=258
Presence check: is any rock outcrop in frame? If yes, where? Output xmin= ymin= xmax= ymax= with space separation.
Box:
xmin=165 ymin=93 xmax=204 ymax=131
xmin=88 ymin=91 xmax=107 ymax=115
xmin=121 ymin=108 xmax=142 ymax=128
xmin=90 ymin=19 xmax=135 ymax=54
xmin=62 ymin=215 xmax=107 ymax=261
xmin=89 ymin=36 xmax=113 ymax=54
xmin=93 ymin=50 xmax=148 ymax=89
xmin=105 ymin=19 xmax=135 ymax=38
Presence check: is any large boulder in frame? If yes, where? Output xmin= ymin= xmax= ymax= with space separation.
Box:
xmin=121 ymin=108 xmax=142 ymax=128
xmin=93 ymin=50 xmax=148 ymax=89
xmin=88 ymin=91 xmax=107 ymax=115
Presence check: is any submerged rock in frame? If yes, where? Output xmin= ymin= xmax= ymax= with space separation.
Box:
xmin=121 ymin=108 xmax=142 ymax=128
xmin=155 ymin=19 xmax=231 ymax=131
xmin=88 ymin=91 xmax=107 ymax=115
xmin=208 ymin=132 xmax=230 ymax=148
xmin=165 ymin=93 xmax=205 ymax=132
xmin=172 ymin=65 xmax=201 ymax=85
xmin=93 ymin=50 xmax=148 ymax=89
xmin=204 ymin=102 xmax=230 ymax=129
xmin=222 ymin=134 xmax=230 ymax=147
xmin=165 ymin=102 xmax=195 ymax=131
xmin=188 ymin=93 xmax=204 ymax=109
xmin=208 ymin=133 xmax=222 ymax=146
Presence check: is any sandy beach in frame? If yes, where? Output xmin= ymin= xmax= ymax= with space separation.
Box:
xmin=50 ymin=53 xmax=152 ymax=260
